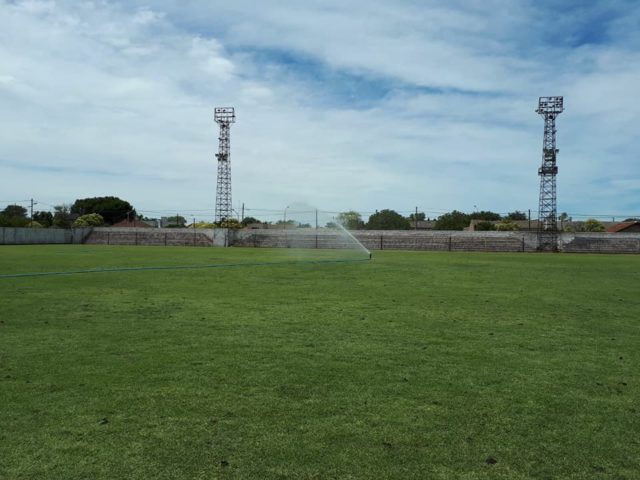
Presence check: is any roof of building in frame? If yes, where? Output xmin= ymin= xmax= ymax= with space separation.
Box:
xmin=111 ymin=219 xmax=152 ymax=228
xmin=607 ymin=221 xmax=640 ymax=233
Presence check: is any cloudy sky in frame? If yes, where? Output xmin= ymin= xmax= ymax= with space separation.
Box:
xmin=0 ymin=0 xmax=638 ymax=222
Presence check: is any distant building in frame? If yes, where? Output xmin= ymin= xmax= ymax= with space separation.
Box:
xmin=111 ymin=219 xmax=152 ymax=228
xmin=244 ymin=222 xmax=269 ymax=229
xmin=466 ymin=219 xmax=539 ymax=231
xmin=409 ymin=220 xmax=435 ymax=230
xmin=607 ymin=221 xmax=640 ymax=233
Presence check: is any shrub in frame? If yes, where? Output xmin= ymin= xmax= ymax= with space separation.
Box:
xmin=496 ymin=221 xmax=520 ymax=231
xmin=216 ymin=218 xmax=243 ymax=229
xmin=475 ymin=221 xmax=496 ymax=231
xmin=72 ymin=213 xmax=104 ymax=227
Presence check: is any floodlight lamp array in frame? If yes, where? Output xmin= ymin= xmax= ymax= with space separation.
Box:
xmin=536 ymin=96 xmax=564 ymax=115
xmin=214 ymin=107 xmax=236 ymax=124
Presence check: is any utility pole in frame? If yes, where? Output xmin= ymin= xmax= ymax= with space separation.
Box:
xmin=241 ymin=202 xmax=245 ymax=223
xmin=30 ymin=198 xmax=36 ymax=228
xmin=415 ymin=206 xmax=418 ymax=230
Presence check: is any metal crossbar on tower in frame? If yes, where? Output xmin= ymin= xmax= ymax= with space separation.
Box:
xmin=214 ymin=107 xmax=236 ymax=222
xmin=536 ymin=96 xmax=563 ymax=251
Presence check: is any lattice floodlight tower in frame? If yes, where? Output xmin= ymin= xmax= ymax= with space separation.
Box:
xmin=214 ymin=107 xmax=236 ymax=222
xmin=536 ymin=96 xmax=564 ymax=251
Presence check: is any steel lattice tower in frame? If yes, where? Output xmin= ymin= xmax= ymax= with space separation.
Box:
xmin=536 ymin=96 xmax=564 ymax=251
xmin=214 ymin=107 xmax=236 ymax=222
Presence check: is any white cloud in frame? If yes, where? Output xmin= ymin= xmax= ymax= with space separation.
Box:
xmin=0 ymin=0 xmax=638 ymax=221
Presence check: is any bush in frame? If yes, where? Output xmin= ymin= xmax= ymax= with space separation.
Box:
xmin=193 ymin=221 xmax=215 ymax=229
xmin=582 ymin=219 xmax=606 ymax=232
xmin=496 ymin=221 xmax=520 ymax=231
xmin=215 ymin=218 xmax=243 ymax=229
xmin=72 ymin=213 xmax=104 ymax=227
xmin=475 ymin=221 xmax=496 ymax=231
xmin=567 ymin=219 xmax=606 ymax=233
xmin=0 ymin=214 xmax=29 ymax=227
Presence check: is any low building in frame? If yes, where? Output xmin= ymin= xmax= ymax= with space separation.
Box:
xmin=607 ymin=221 xmax=640 ymax=233
xmin=111 ymin=219 xmax=153 ymax=228
xmin=409 ymin=220 xmax=435 ymax=230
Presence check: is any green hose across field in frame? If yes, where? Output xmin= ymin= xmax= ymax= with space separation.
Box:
xmin=0 ymin=257 xmax=372 ymax=279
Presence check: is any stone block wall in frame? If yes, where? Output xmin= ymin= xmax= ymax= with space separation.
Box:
xmin=84 ymin=228 xmax=229 ymax=247
xmin=5 ymin=226 xmax=638 ymax=254
xmin=561 ymin=233 xmax=640 ymax=254
xmin=0 ymin=227 xmax=92 ymax=244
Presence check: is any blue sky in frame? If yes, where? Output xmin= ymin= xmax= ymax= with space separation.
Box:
xmin=0 ymin=0 xmax=638 ymax=222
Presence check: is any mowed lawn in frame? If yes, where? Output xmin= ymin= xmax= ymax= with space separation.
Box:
xmin=1 ymin=246 xmax=639 ymax=479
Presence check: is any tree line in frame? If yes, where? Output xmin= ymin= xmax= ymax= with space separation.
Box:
xmin=334 ymin=209 xmax=530 ymax=231
xmin=333 ymin=209 xmax=628 ymax=231
xmin=2 ymin=198 xmax=632 ymax=231
xmin=0 ymin=197 xmax=136 ymax=228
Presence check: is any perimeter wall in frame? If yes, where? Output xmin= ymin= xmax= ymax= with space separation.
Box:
xmin=0 ymin=227 xmax=92 ymax=245
xmin=3 ymin=227 xmax=639 ymax=254
xmin=231 ymin=229 xmax=640 ymax=254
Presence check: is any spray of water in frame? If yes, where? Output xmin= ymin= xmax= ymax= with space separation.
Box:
xmin=273 ymin=202 xmax=371 ymax=261
xmin=334 ymin=219 xmax=371 ymax=259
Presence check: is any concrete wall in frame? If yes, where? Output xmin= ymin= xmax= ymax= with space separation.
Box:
xmin=231 ymin=229 xmax=640 ymax=254
xmin=8 ymin=227 xmax=638 ymax=254
xmin=561 ymin=232 xmax=640 ymax=254
xmin=231 ymin=229 xmax=537 ymax=252
xmin=354 ymin=230 xmax=537 ymax=252
xmin=0 ymin=227 xmax=92 ymax=245
xmin=84 ymin=227 xmax=230 ymax=247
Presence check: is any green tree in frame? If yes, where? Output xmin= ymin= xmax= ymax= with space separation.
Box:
xmin=337 ymin=211 xmax=364 ymax=230
xmin=72 ymin=213 xmax=104 ymax=227
xmin=216 ymin=218 xmax=242 ymax=229
xmin=241 ymin=216 xmax=260 ymax=226
xmin=193 ymin=221 xmax=215 ymax=228
xmin=496 ymin=220 xmax=520 ymax=231
xmin=582 ymin=218 xmax=606 ymax=232
xmin=52 ymin=205 xmax=73 ymax=229
xmin=71 ymin=196 xmax=135 ymax=225
xmin=506 ymin=211 xmax=527 ymax=221
xmin=0 ymin=204 xmax=29 ymax=227
xmin=33 ymin=211 xmax=53 ymax=227
xmin=165 ymin=215 xmax=187 ymax=228
xmin=469 ymin=210 xmax=502 ymax=221
xmin=409 ymin=212 xmax=426 ymax=221
xmin=434 ymin=210 xmax=471 ymax=230
xmin=475 ymin=221 xmax=496 ymax=231
xmin=2 ymin=204 xmax=28 ymax=219
xmin=275 ymin=219 xmax=297 ymax=227
xmin=366 ymin=210 xmax=411 ymax=230
xmin=0 ymin=215 xmax=29 ymax=227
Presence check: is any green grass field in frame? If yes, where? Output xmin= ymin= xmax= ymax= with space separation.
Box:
xmin=1 ymin=245 xmax=639 ymax=479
